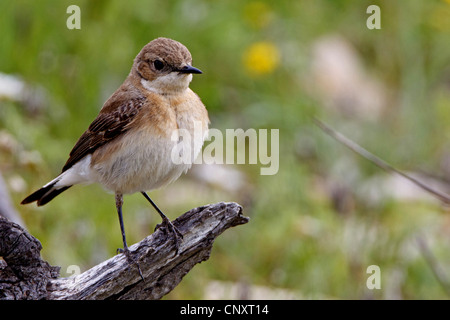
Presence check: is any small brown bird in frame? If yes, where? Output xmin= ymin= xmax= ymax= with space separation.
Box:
xmin=21 ymin=37 xmax=209 ymax=259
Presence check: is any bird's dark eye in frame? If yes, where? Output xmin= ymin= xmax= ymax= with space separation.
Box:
xmin=153 ymin=60 xmax=164 ymax=70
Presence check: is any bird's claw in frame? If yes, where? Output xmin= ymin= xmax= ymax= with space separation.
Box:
xmin=156 ymin=217 xmax=183 ymax=254
xmin=117 ymin=247 xmax=144 ymax=281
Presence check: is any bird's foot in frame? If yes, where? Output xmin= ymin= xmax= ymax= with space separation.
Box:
xmin=117 ymin=247 xmax=144 ymax=281
xmin=155 ymin=217 xmax=183 ymax=254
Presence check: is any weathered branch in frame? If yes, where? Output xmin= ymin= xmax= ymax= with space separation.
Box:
xmin=0 ymin=202 xmax=248 ymax=300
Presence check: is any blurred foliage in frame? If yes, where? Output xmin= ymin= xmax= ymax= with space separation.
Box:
xmin=1 ymin=0 xmax=450 ymax=299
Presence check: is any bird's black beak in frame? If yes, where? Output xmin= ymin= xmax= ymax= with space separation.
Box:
xmin=178 ymin=65 xmax=203 ymax=74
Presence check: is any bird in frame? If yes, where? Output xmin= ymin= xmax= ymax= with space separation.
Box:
xmin=21 ymin=37 xmax=209 ymax=263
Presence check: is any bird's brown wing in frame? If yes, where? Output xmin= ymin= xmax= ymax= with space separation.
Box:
xmin=62 ymin=96 xmax=146 ymax=172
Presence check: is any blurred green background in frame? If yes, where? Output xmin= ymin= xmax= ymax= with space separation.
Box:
xmin=1 ymin=0 xmax=450 ymax=299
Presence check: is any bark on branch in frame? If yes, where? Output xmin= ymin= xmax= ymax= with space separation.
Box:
xmin=0 ymin=201 xmax=248 ymax=300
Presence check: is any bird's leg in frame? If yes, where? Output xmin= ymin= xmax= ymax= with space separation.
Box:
xmin=115 ymin=193 xmax=128 ymax=253
xmin=115 ymin=193 xmax=144 ymax=281
xmin=141 ymin=191 xmax=183 ymax=253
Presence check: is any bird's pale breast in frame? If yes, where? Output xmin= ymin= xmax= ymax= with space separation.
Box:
xmin=89 ymin=89 xmax=208 ymax=194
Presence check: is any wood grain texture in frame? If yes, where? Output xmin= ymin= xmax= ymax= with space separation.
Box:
xmin=0 ymin=202 xmax=248 ymax=300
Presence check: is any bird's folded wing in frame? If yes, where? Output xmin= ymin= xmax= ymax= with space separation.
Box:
xmin=62 ymin=97 xmax=145 ymax=172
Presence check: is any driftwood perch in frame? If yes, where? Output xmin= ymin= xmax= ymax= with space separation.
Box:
xmin=0 ymin=201 xmax=248 ymax=300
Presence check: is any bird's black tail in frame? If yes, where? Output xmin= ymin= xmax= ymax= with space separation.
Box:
xmin=21 ymin=180 xmax=71 ymax=206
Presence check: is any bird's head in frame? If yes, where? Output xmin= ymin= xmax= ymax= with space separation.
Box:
xmin=133 ymin=37 xmax=202 ymax=95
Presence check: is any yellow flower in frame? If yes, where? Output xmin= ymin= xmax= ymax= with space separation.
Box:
xmin=242 ymin=41 xmax=280 ymax=77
